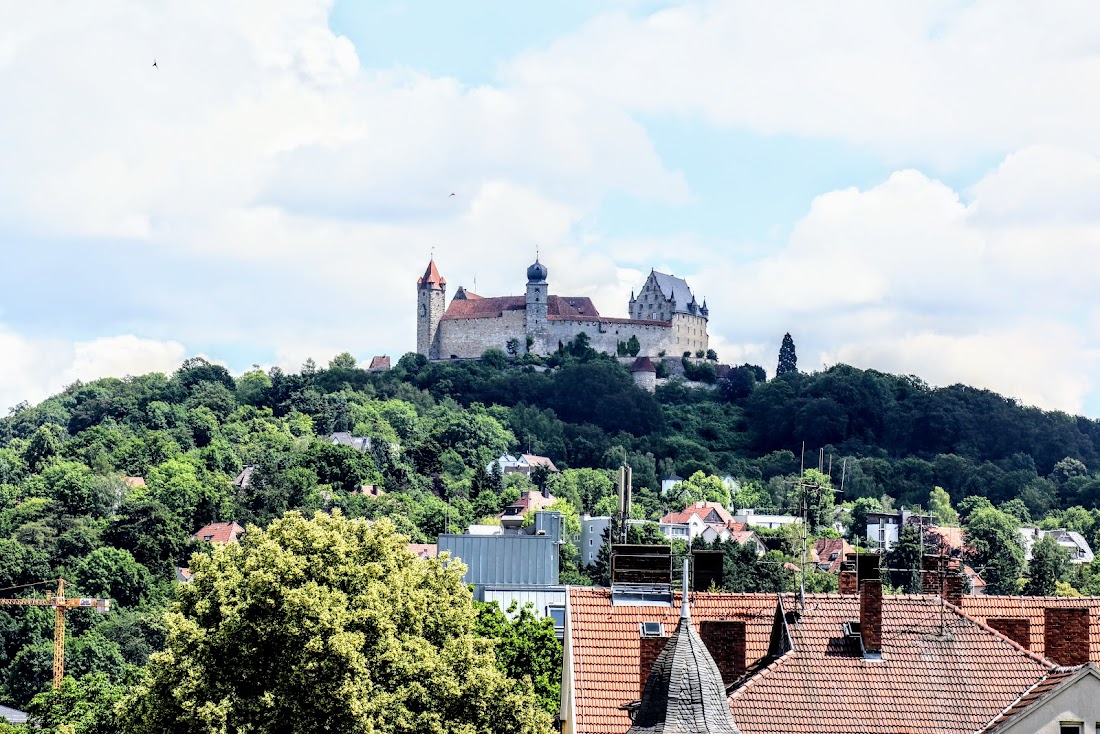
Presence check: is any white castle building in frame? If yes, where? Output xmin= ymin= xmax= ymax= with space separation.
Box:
xmin=416 ymin=258 xmax=709 ymax=360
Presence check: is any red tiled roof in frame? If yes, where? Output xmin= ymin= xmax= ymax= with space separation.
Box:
xmin=443 ymin=295 xmax=525 ymax=320
xmin=811 ymin=538 xmax=853 ymax=573
xmin=727 ymin=596 xmax=1054 ymax=734
xmin=500 ymin=490 xmax=557 ymax=518
xmin=959 ymin=595 xmax=1100 ymax=661
xmin=417 ymin=259 xmax=446 ymax=290
xmin=661 ymin=502 xmax=738 ymax=529
xmin=519 ymin=454 xmax=559 ymax=472
xmin=407 ymin=543 xmax=438 ymax=559
xmin=630 ymin=357 xmax=656 ymax=373
xmin=368 ymin=355 xmax=390 ymax=370
xmin=979 ymin=665 xmax=1086 ymax=733
xmin=568 ymin=587 xmax=781 ymax=734
xmin=121 ymin=476 xmax=146 ymax=487
xmin=192 ymin=521 xmax=244 ymax=544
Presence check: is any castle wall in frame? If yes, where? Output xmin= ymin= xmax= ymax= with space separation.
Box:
xmin=417 ymin=287 xmax=446 ymax=359
xmin=671 ymin=313 xmax=709 ymax=356
xmin=438 ymin=310 xmax=528 ymax=359
xmin=540 ymin=319 xmax=675 ymax=357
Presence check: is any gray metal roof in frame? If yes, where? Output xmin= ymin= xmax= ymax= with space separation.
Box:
xmin=438 ymin=533 xmax=559 ymax=589
xmin=651 ymin=272 xmax=697 ymax=313
xmin=0 ymin=705 xmax=28 ymax=724
xmin=626 ymin=614 xmax=741 ymax=734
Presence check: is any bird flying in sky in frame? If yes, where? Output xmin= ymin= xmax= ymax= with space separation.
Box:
xmin=152 ymin=59 xmax=158 ymax=68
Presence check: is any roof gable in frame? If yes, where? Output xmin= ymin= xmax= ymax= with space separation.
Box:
xmin=650 ymin=272 xmax=697 ymax=312
xmin=981 ymin=664 xmax=1100 ymax=733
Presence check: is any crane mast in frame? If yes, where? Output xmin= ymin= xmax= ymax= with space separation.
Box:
xmin=0 ymin=578 xmax=110 ymax=689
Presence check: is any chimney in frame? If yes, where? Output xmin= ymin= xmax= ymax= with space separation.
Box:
xmin=839 ymin=570 xmax=858 ymax=595
xmin=639 ymin=637 xmax=667 ymax=694
xmin=987 ymin=617 xmax=1031 ymax=650
xmin=1044 ymin=607 xmax=1090 ymax=666
xmin=700 ymin=621 xmax=747 ymax=684
xmin=860 ymin=579 xmax=883 ymax=656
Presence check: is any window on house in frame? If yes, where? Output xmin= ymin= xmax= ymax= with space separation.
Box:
xmin=640 ymin=621 xmax=665 ymax=637
xmin=547 ymin=606 xmax=566 ymax=631
xmin=1059 ymin=723 xmax=1082 ymax=734
xmin=203 ymin=535 xmax=214 ymax=541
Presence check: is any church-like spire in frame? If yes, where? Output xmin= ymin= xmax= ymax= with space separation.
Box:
xmin=626 ymin=561 xmax=741 ymax=734
xmin=417 ymin=259 xmax=446 ymax=291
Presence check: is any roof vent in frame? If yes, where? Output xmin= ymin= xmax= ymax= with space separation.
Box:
xmin=640 ymin=621 xmax=665 ymax=638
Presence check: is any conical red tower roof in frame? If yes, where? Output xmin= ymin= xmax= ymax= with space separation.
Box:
xmin=417 ymin=259 xmax=446 ymax=291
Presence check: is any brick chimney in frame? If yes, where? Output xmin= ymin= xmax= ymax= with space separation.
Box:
xmin=1044 ymin=607 xmax=1090 ymax=666
xmin=860 ymin=579 xmax=883 ymax=656
xmin=639 ymin=636 xmax=667 ymax=694
xmin=700 ymin=621 xmax=747 ymax=684
xmin=839 ymin=570 xmax=858 ymax=595
xmin=987 ymin=617 xmax=1031 ymax=650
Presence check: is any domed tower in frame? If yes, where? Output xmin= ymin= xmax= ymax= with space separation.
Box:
xmin=525 ymin=258 xmax=548 ymax=350
xmin=416 ymin=259 xmax=446 ymax=359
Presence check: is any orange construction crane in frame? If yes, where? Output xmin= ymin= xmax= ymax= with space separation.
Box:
xmin=0 ymin=578 xmax=110 ymax=689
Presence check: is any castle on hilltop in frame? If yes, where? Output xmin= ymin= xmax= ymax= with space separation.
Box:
xmin=416 ymin=258 xmax=709 ymax=360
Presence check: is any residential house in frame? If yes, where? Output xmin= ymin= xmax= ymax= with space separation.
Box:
xmin=367 ymin=355 xmax=391 ymax=372
xmin=979 ymin=663 xmax=1100 ymax=734
xmin=0 ymin=706 xmax=28 ymax=726
xmin=232 ymin=465 xmax=255 ymax=489
xmin=175 ymin=567 xmax=193 ymax=583
xmin=192 ymin=521 xmax=244 ymax=544
xmin=659 ymin=473 xmax=684 ymax=495
xmin=407 ymin=543 xmax=437 ymax=560
xmin=1020 ymin=527 xmax=1096 ymax=564
xmin=329 ymin=432 xmax=372 ymax=452
xmin=662 ymin=501 xmax=745 ymax=542
xmin=488 ymin=453 xmax=560 ymax=476
xmin=865 ymin=507 xmax=933 ymax=550
xmin=121 ymin=476 xmax=146 ymax=488
xmin=499 ymin=488 xmax=558 ymax=528
xmin=811 ymin=537 xmax=854 ymax=573
xmin=959 ymin=596 xmax=1100 ymax=665
xmin=560 ymin=578 xmax=1088 ymax=734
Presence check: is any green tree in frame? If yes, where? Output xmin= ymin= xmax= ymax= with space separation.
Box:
xmin=626 ymin=335 xmax=641 ymax=357
xmin=72 ymin=547 xmax=156 ymax=608
xmin=1023 ymin=534 xmax=1070 ymax=596
xmin=928 ymin=486 xmax=959 ymax=526
xmin=776 ymin=333 xmax=797 ymax=377
xmin=118 ymin=512 xmax=551 ymax=734
xmin=328 ymin=352 xmax=358 ymax=370
xmin=25 ymin=671 xmax=128 ymax=734
xmin=885 ymin=523 xmax=924 ymax=593
xmin=473 ymin=602 xmax=562 ymax=716
xmin=964 ymin=507 xmax=1024 ymax=595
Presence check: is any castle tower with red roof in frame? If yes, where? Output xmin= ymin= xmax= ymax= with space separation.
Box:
xmin=416 ymin=259 xmax=447 ymax=359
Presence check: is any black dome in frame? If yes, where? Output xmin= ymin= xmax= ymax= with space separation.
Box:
xmin=527 ymin=259 xmax=548 ymax=282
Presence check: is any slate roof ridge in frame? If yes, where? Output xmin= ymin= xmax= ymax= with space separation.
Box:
xmin=726 ymin=649 xmax=796 ymax=700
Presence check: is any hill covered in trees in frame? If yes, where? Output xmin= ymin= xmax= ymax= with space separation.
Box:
xmin=4 ymin=342 xmax=1100 ymax=719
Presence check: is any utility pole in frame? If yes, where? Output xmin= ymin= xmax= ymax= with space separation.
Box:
xmin=0 ymin=579 xmax=110 ymax=689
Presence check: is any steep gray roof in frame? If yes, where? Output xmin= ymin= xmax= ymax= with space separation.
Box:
xmin=626 ymin=614 xmax=741 ymax=734
xmin=0 ymin=705 xmax=28 ymax=724
xmin=651 ymin=272 xmax=697 ymax=314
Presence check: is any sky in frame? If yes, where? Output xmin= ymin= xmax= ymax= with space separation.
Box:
xmin=2 ymin=1 xmax=1100 ymax=417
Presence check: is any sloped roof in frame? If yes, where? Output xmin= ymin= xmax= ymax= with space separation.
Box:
xmin=407 ymin=543 xmax=438 ymax=559
xmin=650 ymin=272 xmax=697 ymax=313
xmin=121 ymin=476 xmax=146 ymax=487
xmin=627 ymin=613 xmax=741 ymax=734
xmin=192 ymin=521 xmax=244 ymax=544
xmin=0 ymin=705 xmax=28 ymax=724
xmin=978 ymin=664 xmax=1088 ymax=733
xmin=232 ymin=465 xmax=255 ymax=488
xmin=444 ymin=295 xmax=526 ymax=320
xmin=520 ymin=454 xmax=559 ymax=472
xmin=727 ymin=596 xmax=1055 ymax=734
xmin=631 ymin=357 xmax=657 ymax=373
xmin=661 ymin=502 xmax=738 ymax=529
xmin=568 ymin=587 xmax=781 ymax=734
xmin=368 ymin=355 xmax=390 ymax=371
xmin=811 ymin=538 xmax=853 ymax=573
xmin=500 ymin=490 xmax=557 ymax=517
xmin=959 ymin=595 xmax=1100 ymax=661
xmin=417 ymin=259 xmax=446 ymax=290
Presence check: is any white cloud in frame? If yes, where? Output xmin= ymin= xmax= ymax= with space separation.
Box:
xmin=0 ymin=328 xmax=188 ymax=413
xmin=506 ymin=1 xmax=1100 ymax=164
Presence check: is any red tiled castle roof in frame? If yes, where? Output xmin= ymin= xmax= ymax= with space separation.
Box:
xmin=417 ymin=259 xmax=446 ymax=290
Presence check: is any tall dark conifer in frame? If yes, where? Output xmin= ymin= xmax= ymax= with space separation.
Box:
xmin=776 ymin=333 xmax=798 ymax=376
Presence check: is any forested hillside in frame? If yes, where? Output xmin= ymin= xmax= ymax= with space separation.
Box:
xmin=4 ymin=343 xmax=1100 ymax=714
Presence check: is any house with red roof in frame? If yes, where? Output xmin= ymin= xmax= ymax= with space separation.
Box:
xmin=660 ymin=501 xmax=747 ymax=544
xmin=191 ymin=521 xmax=244 ymax=544
xmin=562 ymin=554 xmax=1100 ymax=734
xmin=415 ymin=258 xmax=709 ymax=360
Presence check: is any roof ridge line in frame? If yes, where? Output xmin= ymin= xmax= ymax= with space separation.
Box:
xmin=949 ymin=599 xmax=1056 ymax=669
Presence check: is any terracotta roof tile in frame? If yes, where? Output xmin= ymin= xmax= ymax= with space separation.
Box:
xmin=417 ymin=259 xmax=446 ymax=290
xmin=727 ymin=596 xmax=1055 ymax=734
xmin=960 ymin=595 xmax=1100 ymax=661
xmin=569 ymin=589 xmax=1060 ymax=734
xmin=192 ymin=521 xmax=244 ymax=544
xmin=569 ymin=587 xmax=780 ymax=734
